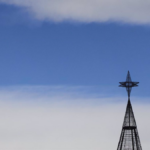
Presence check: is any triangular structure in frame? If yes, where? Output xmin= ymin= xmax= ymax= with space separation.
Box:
xmin=123 ymin=99 xmax=136 ymax=127
xmin=117 ymin=72 xmax=142 ymax=150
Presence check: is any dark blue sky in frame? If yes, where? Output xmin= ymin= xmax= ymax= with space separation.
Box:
xmin=0 ymin=4 xmax=150 ymax=97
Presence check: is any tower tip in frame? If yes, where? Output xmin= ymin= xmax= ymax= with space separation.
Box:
xmin=119 ymin=71 xmax=139 ymax=98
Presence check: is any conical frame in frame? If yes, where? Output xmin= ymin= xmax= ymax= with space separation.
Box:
xmin=117 ymin=99 xmax=142 ymax=150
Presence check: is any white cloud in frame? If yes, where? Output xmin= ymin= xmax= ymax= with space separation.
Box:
xmin=0 ymin=0 xmax=150 ymax=24
xmin=0 ymin=86 xmax=148 ymax=150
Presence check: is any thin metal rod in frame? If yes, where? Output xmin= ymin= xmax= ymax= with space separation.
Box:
xmin=119 ymin=129 xmax=125 ymax=150
xmin=134 ymin=129 xmax=139 ymax=150
xmin=132 ymin=129 xmax=135 ymax=150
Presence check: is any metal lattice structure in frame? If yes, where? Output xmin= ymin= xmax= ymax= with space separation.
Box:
xmin=117 ymin=71 xmax=142 ymax=150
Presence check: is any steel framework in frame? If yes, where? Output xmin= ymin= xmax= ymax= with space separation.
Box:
xmin=117 ymin=71 xmax=142 ymax=150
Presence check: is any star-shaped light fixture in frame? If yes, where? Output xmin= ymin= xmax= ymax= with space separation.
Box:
xmin=119 ymin=71 xmax=139 ymax=99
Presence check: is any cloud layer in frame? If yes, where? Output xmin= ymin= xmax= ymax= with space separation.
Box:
xmin=0 ymin=86 xmax=149 ymax=150
xmin=0 ymin=0 xmax=150 ymax=24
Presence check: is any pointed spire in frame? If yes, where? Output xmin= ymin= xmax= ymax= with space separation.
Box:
xmin=126 ymin=71 xmax=132 ymax=82
xmin=126 ymin=71 xmax=133 ymax=98
xmin=117 ymin=72 xmax=142 ymax=150
xmin=119 ymin=71 xmax=139 ymax=98
xmin=117 ymin=100 xmax=142 ymax=150
xmin=123 ymin=99 xmax=136 ymax=128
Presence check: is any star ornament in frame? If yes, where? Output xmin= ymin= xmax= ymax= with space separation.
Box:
xmin=119 ymin=71 xmax=139 ymax=98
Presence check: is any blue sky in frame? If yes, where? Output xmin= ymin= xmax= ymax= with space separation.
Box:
xmin=0 ymin=1 xmax=150 ymax=150
xmin=0 ymin=3 xmax=150 ymax=97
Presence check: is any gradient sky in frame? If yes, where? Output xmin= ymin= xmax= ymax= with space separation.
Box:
xmin=0 ymin=3 xmax=150 ymax=97
xmin=0 ymin=1 xmax=150 ymax=150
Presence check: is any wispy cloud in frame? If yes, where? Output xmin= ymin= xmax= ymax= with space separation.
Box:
xmin=0 ymin=85 xmax=149 ymax=150
xmin=0 ymin=0 xmax=150 ymax=24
